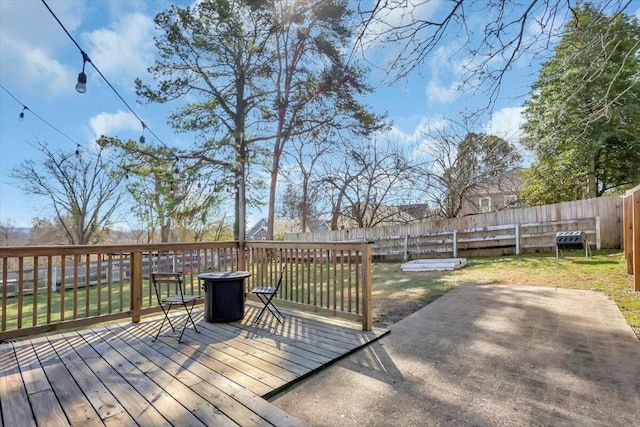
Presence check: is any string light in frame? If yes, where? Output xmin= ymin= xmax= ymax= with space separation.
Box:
xmin=31 ymin=0 xmax=200 ymax=193
xmin=173 ymin=156 xmax=180 ymax=177
xmin=1 ymin=84 xmax=82 ymax=148
xmin=75 ymin=51 xmax=89 ymax=93
xmin=2 ymin=85 xmax=178 ymax=192
xmin=41 ymin=0 xmax=180 ymax=159
xmin=139 ymin=121 xmax=146 ymax=144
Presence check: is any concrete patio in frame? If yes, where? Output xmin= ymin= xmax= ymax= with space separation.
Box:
xmin=273 ymin=284 xmax=640 ymax=426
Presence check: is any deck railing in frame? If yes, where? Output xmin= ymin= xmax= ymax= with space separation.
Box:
xmin=622 ymin=184 xmax=640 ymax=291
xmin=0 ymin=240 xmax=372 ymax=341
xmin=244 ymin=241 xmax=372 ymax=330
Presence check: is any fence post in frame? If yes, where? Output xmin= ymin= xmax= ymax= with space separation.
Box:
xmin=515 ymin=223 xmax=520 ymax=255
xmin=453 ymin=230 xmax=458 ymax=258
xmin=403 ymin=235 xmax=408 ymax=262
xmin=595 ymin=216 xmax=601 ymax=250
xmin=130 ymin=251 xmax=143 ymax=323
xmin=361 ymin=241 xmax=373 ymax=331
xmin=623 ymin=195 xmax=634 ymax=274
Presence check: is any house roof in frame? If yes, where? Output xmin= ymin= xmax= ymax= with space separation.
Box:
xmin=246 ymin=218 xmax=300 ymax=239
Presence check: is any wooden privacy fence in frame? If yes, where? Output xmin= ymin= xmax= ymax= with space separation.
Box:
xmin=287 ymin=196 xmax=622 ymax=257
xmin=623 ymin=184 xmax=640 ymax=291
xmin=368 ymin=217 xmax=600 ymax=260
xmin=0 ymin=240 xmax=373 ymax=341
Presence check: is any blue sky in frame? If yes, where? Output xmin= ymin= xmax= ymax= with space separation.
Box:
xmin=2 ymin=0 xmax=638 ymax=230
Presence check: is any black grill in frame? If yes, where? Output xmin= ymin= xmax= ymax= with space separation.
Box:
xmin=555 ymin=231 xmax=585 ymax=250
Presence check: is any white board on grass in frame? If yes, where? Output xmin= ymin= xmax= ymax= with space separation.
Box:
xmin=401 ymin=258 xmax=468 ymax=271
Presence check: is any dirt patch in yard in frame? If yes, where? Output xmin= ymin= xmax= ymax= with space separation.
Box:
xmin=372 ymin=294 xmax=428 ymax=328
xmin=370 ymin=263 xmax=457 ymax=329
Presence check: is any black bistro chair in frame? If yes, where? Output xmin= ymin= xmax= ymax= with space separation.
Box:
xmin=251 ymin=264 xmax=286 ymax=325
xmin=151 ymin=272 xmax=201 ymax=343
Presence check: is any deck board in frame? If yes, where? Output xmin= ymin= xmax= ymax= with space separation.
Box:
xmin=1 ymin=303 xmax=387 ymax=426
xmin=30 ymin=337 xmax=103 ymax=426
xmin=13 ymin=340 xmax=69 ymax=427
xmin=46 ymin=335 xmax=136 ymax=426
xmin=0 ymin=342 xmax=37 ymax=427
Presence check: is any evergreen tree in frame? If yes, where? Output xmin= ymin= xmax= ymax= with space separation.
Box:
xmin=521 ymin=4 xmax=640 ymax=204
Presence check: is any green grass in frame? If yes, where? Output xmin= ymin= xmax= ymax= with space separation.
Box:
xmin=2 ymin=281 xmax=136 ymax=330
xmin=371 ymin=250 xmax=640 ymax=331
xmin=4 ymin=252 xmax=639 ymax=335
xmin=1 ymin=274 xmax=211 ymax=332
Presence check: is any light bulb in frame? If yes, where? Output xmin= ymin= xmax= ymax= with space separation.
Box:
xmin=76 ymin=72 xmax=87 ymax=93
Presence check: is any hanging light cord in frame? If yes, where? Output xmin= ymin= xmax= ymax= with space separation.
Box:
xmin=1 ymin=83 xmax=84 ymax=149
xmin=1 ymin=83 xmax=171 ymax=187
xmin=40 ymin=0 xmax=178 ymax=160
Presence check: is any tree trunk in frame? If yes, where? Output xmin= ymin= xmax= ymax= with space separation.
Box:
xmin=587 ymin=156 xmax=597 ymax=198
xmin=160 ymin=224 xmax=170 ymax=243
xmin=266 ymin=145 xmax=281 ymax=240
xmin=301 ymin=175 xmax=309 ymax=233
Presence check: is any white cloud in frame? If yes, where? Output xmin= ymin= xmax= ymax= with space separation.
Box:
xmin=422 ymin=44 xmax=469 ymax=104
xmin=377 ymin=115 xmax=450 ymax=164
xmin=426 ymin=79 xmax=459 ymax=103
xmin=357 ymin=0 xmax=443 ymax=49
xmin=0 ymin=1 xmax=82 ymax=95
xmin=89 ymin=110 xmax=140 ymax=141
xmin=0 ymin=40 xmax=75 ymax=96
xmin=0 ymin=0 xmax=82 ymax=49
xmin=483 ymin=107 xmax=525 ymax=143
xmin=484 ymin=106 xmax=536 ymax=165
xmin=84 ymin=12 xmax=156 ymax=85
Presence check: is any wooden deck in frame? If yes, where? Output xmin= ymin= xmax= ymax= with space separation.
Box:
xmin=0 ymin=303 xmax=388 ymax=426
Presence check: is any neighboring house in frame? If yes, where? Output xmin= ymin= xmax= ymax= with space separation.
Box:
xmin=393 ymin=203 xmax=434 ymax=223
xmin=247 ymin=218 xmax=330 ymax=239
xmin=461 ymin=168 xmax=525 ymax=216
xmin=337 ymin=203 xmax=433 ymax=229
xmin=306 ymin=219 xmax=331 ymax=233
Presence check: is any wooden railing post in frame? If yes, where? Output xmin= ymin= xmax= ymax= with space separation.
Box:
xmin=238 ymin=241 xmax=246 ymax=271
xmin=623 ymin=195 xmax=633 ymax=274
xmin=633 ymin=188 xmax=640 ymax=292
xmin=130 ymin=251 xmax=143 ymax=323
xmin=361 ymin=241 xmax=373 ymax=331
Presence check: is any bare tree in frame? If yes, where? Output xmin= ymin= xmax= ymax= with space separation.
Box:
xmin=10 ymin=142 xmax=124 ymax=245
xmin=278 ymin=132 xmax=335 ymax=232
xmin=261 ymin=0 xmax=385 ymax=239
xmin=415 ymin=122 xmax=522 ymax=218
xmin=355 ymin=0 xmax=635 ymax=107
xmin=0 ymin=219 xmax=15 ymax=246
xmin=321 ymin=137 xmax=415 ymax=229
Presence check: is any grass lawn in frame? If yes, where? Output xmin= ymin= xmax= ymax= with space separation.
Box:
xmin=371 ymin=250 xmax=640 ymax=339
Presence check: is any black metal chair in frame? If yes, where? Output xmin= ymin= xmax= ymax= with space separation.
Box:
xmin=251 ymin=264 xmax=286 ymax=325
xmin=151 ymin=272 xmax=201 ymax=343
